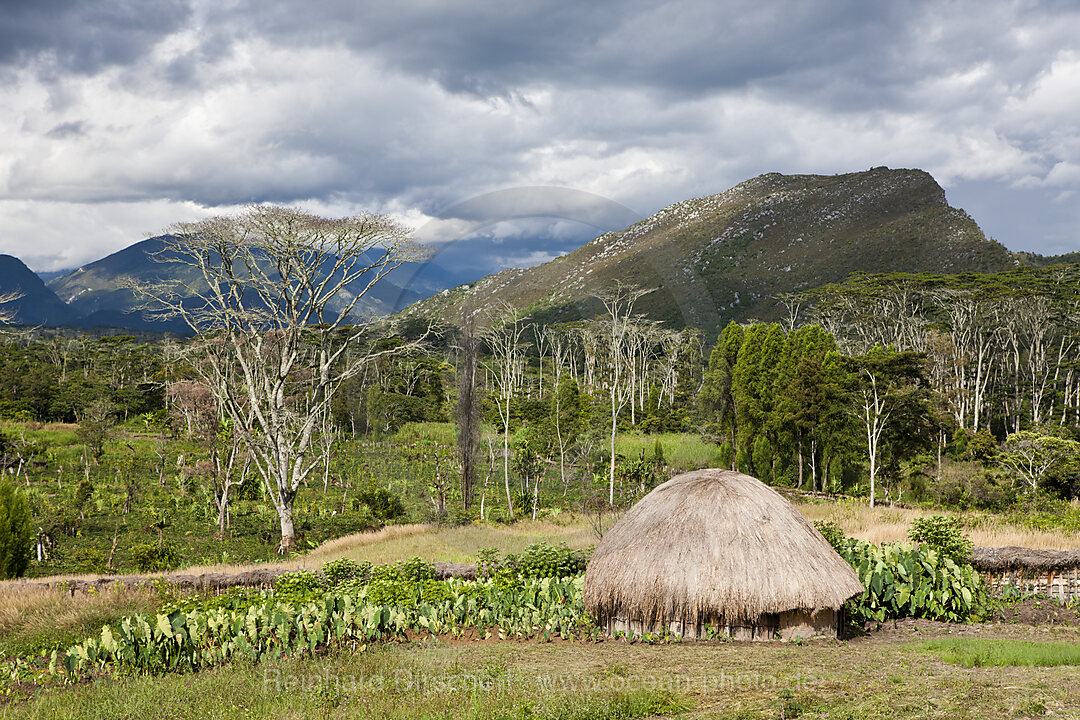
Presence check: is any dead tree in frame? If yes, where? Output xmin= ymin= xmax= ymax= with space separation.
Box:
xmin=132 ymin=205 xmax=425 ymax=553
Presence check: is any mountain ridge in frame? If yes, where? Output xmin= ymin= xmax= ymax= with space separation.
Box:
xmin=401 ymin=168 xmax=1029 ymax=335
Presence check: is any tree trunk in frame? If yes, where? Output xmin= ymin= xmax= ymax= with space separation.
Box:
xmin=503 ymin=408 xmax=514 ymax=520
xmin=278 ymin=501 xmax=295 ymax=554
xmin=218 ymin=490 xmax=228 ymax=536
xmin=797 ymin=434 xmax=804 ymax=490
xmin=532 ymin=473 xmax=540 ymax=520
xmin=609 ymin=391 xmax=618 ymax=507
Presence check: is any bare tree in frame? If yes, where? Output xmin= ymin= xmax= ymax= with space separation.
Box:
xmin=482 ymin=305 xmax=526 ymax=520
xmin=857 ymin=368 xmax=890 ymax=509
xmin=132 ymin=205 xmax=424 ymax=552
xmin=209 ymin=419 xmax=251 ymax=536
xmin=596 ymin=283 xmax=652 ymax=507
xmin=0 ymin=290 xmax=24 ymax=325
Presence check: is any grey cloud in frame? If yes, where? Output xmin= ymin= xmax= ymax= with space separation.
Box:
xmin=45 ymin=120 xmax=88 ymax=139
xmin=0 ymin=0 xmax=191 ymax=74
xmin=2 ymin=0 xmax=1079 ymax=269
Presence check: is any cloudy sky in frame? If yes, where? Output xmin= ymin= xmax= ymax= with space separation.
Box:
xmin=2 ymin=0 xmax=1080 ymax=279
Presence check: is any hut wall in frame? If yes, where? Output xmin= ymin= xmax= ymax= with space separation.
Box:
xmin=981 ymin=567 xmax=1080 ymax=601
xmin=602 ymin=608 xmax=839 ymax=641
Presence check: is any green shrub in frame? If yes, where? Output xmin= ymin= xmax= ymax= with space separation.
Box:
xmin=481 ymin=542 xmax=590 ymax=589
xmin=273 ymin=570 xmax=326 ymax=603
xmin=0 ymin=480 xmax=32 ymax=579
xmin=321 ymin=558 xmax=371 ymax=586
xmin=130 ymin=542 xmax=181 ymax=572
xmin=907 ymin=515 xmax=973 ymax=564
xmin=366 ymin=557 xmax=447 ymax=605
xmin=354 ymin=479 xmax=405 ymax=522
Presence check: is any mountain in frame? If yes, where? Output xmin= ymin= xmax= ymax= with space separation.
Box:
xmin=402 ymin=168 xmax=1023 ymax=335
xmin=0 ymin=254 xmax=78 ymax=326
xmin=47 ymin=237 xmax=429 ymax=332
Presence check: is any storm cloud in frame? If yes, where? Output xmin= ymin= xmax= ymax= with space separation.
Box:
xmin=1 ymin=0 xmax=1079 ymax=273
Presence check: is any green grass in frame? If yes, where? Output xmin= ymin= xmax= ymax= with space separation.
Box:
xmin=925 ymin=638 xmax=1080 ymax=668
xmin=392 ymin=422 xmax=458 ymax=446
xmin=9 ymin=624 xmax=1080 ymax=718
xmin=3 ymin=645 xmax=683 ymax=719
xmin=614 ymin=432 xmax=725 ymax=473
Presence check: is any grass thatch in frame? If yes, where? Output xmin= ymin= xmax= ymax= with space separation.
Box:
xmin=583 ymin=469 xmax=863 ymax=625
xmin=970 ymin=546 xmax=1080 ymax=572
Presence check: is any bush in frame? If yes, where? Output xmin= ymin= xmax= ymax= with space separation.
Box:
xmin=366 ymin=557 xmax=447 ymax=605
xmin=273 ymin=569 xmax=326 ymax=603
xmin=354 ymin=479 xmax=405 ymax=522
xmin=321 ymin=558 xmax=371 ymax=586
xmin=813 ymin=520 xmax=847 ymax=553
xmin=130 ymin=542 xmax=181 ymax=572
xmin=481 ymin=542 xmax=590 ymax=588
xmin=907 ymin=515 xmax=973 ymax=564
xmin=0 ymin=480 xmax=32 ymax=578
xmin=815 ymin=520 xmax=987 ymax=624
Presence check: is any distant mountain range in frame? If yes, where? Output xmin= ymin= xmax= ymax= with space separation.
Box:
xmin=0 ymin=254 xmax=79 ymax=326
xmin=0 ymin=238 xmax=445 ymax=334
xmin=1 ymin=167 xmax=1074 ymax=334
xmin=403 ymin=167 xmax=1069 ymax=335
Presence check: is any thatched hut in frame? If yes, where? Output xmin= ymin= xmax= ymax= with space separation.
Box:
xmin=584 ymin=469 xmax=863 ymax=640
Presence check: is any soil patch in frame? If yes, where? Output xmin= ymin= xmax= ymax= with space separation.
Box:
xmin=991 ymin=597 xmax=1080 ymax=626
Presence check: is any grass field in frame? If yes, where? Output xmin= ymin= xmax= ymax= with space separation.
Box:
xmin=796 ymin=497 xmax=1080 ymax=550
xmin=5 ymin=622 xmax=1080 ymax=718
xmin=926 ymin=637 xmax=1080 ymax=668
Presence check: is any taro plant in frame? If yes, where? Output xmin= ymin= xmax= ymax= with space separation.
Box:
xmin=816 ymin=520 xmax=989 ymax=624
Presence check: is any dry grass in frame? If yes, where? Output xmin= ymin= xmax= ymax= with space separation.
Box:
xmin=0 ymin=583 xmax=158 ymax=656
xmin=1 ymin=519 xmax=598 ymax=590
xmin=795 ymin=499 xmax=1080 ymax=550
xmin=306 ymin=517 xmax=598 ymax=566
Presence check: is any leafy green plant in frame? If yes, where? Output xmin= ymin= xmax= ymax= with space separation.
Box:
xmin=483 ymin=542 xmax=590 ymax=589
xmin=273 ymin=570 xmax=327 ymax=604
xmin=838 ymin=539 xmax=989 ymax=624
xmin=366 ymin=557 xmax=447 ymax=605
xmin=813 ymin=520 xmax=847 ymax=552
xmin=907 ymin=515 xmax=973 ymax=564
xmin=321 ymin=558 xmax=371 ymax=586
xmin=49 ymin=574 xmax=592 ymax=682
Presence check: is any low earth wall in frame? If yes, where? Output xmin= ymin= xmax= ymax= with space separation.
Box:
xmin=971 ymin=546 xmax=1080 ymax=601
xmin=6 ymin=562 xmax=479 ymax=595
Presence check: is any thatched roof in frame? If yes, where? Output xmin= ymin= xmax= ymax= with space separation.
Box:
xmin=584 ymin=469 xmax=863 ymax=623
xmin=970 ymin=546 xmax=1080 ymax=572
